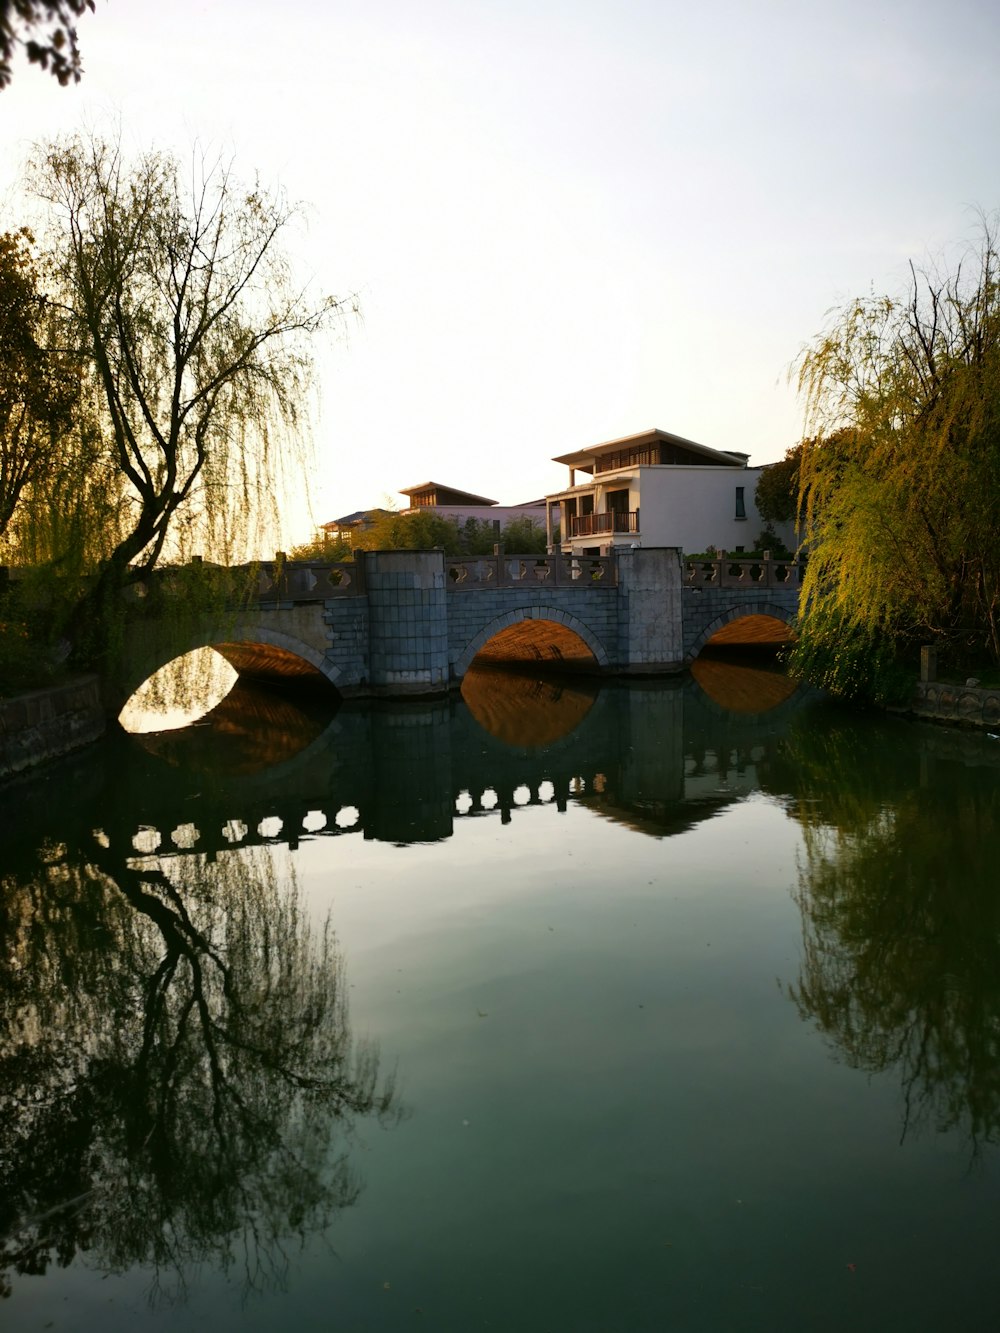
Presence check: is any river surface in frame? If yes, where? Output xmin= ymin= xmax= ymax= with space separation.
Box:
xmin=2 ymin=657 xmax=1000 ymax=1331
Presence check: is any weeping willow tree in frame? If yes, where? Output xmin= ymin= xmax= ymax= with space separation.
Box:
xmin=0 ymin=227 xmax=82 ymax=539
xmin=791 ymin=216 xmax=1000 ymax=700
xmin=6 ymin=131 xmax=343 ymax=669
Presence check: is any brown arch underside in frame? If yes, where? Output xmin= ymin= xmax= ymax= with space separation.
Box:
xmin=213 ymin=641 xmax=332 ymax=684
xmin=705 ymin=614 xmax=795 ymax=646
xmin=472 ymin=620 xmax=598 ymax=666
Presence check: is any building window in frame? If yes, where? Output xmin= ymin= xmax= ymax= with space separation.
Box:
xmin=735 ymin=486 xmax=746 ymax=519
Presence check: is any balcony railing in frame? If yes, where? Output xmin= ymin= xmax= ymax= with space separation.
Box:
xmin=593 ymin=448 xmax=659 ymax=474
xmin=568 ymin=510 xmax=639 ymax=539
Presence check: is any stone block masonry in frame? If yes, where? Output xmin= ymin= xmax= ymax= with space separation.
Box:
xmin=1 ymin=675 xmax=105 ymax=779
xmin=361 ymin=550 xmax=450 ymax=695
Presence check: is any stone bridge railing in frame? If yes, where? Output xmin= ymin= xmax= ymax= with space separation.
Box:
xmin=444 ymin=552 xmax=616 ymax=589
xmin=106 ymin=550 xmax=801 ymax=607
xmin=141 ymin=557 xmax=365 ymax=603
xmin=684 ymin=553 xmax=803 ymax=589
xmin=137 ymin=552 xmax=618 ymax=605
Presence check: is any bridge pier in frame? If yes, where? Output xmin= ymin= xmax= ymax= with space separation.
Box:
xmin=362 ymin=550 xmax=450 ymax=697
xmin=614 ymin=547 xmax=685 ymax=674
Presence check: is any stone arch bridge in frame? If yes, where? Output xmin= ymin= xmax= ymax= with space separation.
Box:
xmin=109 ymin=548 xmax=801 ymax=712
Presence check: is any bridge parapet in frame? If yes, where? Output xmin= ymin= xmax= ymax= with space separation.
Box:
xmin=142 ymin=553 xmax=617 ymax=606
xmin=141 ymin=557 xmax=365 ymax=605
xmin=255 ymin=559 xmax=364 ymax=601
xmin=445 ymin=552 xmax=616 ymax=589
xmin=684 ymin=554 xmax=803 ymax=590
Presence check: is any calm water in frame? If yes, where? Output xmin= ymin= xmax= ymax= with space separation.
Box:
xmin=3 ymin=659 xmax=1000 ymax=1331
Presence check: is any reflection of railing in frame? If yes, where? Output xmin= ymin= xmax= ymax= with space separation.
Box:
xmin=445 ymin=553 xmax=616 ymax=588
xmin=99 ymin=774 xmax=613 ymax=858
xmin=569 ymin=511 xmax=639 ymax=538
xmin=684 ymin=554 xmax=803 ymax=589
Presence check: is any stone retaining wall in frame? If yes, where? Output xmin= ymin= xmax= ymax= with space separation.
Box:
xmin=911 ymin=680 xmax=1000 ymax=730
xmin=0 ymin=675 xmax=106 ymax=780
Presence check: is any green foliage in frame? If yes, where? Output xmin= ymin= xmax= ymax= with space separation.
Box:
xmin=753 ymin=442 xmax=803 ymax=526
xmin=684 ymin=542 xmax=795 ymax=561
xmin=0 ymin=610 xmax=54 ymax=694
xmin=287 ymin=531 xmax=353 ymax=561
xmin=753 ymin=527 xmax=794 ymax=559
xmin=496 ymin=515 xmax=547 ymax=554
xmin=0 ymin=227 xmax=82 ymax=540
xmin=28 ymin=134 xmax=339 ymax=575
xmin=361 ymin=509 xmax=465 ymax=553
xmin=289 ymin=511 xmax=547 ymax=560
xmin=793 ymin=215 xmax=1000 ymax=692
xmin=0 ymin=571 xmax=73 ymax=694
xmin=785 ymin=607 xmax=912 ymax=706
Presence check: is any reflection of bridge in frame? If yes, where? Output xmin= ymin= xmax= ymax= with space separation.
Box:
xmin=5 ymin=669 xmax=815 ymax=866
xmin=109 ymin=549 xmax=801 ymax=711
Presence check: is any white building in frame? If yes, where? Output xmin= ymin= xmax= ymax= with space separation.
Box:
xmin=544 ymin=428 xmax=790 ymax=555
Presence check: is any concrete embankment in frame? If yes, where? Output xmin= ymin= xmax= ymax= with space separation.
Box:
xmin=0 ymin=676 xmax=106 ymax=781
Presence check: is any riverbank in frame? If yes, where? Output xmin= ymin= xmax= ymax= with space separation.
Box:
xmin=0 ymin=675 xmax=105 ymax=781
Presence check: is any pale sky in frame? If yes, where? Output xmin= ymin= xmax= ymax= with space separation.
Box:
xmin=3 ymin=0 xmax=998 ymax=542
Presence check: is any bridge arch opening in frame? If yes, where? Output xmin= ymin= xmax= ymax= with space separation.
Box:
xmin=703 ymin=613 xmax=795 ymax=649
xmin=455 ymin=609 xmax=610 ymax=680
xmin=455 ymin=611 xmax=607 ymax=746
xmin=472 ymin=619 xmax=599 ymax=668
xmin=687 ymin=609 xmax=798 ymax=715
xmin=119 ymin=640 xmax=339 ymax=736
xmin=685 ymin=603 xmax=797 ymax=666
xmin=119 ymin=647 xmax=238 ymax=733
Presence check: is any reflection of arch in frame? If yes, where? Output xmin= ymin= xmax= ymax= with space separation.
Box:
xmin=454 ymin=608 xmax=610 ymax=678
xmin=685 ymin=603 xmax=795 ymax=663
xmin=460 ymin=664 xmax=598 ymax=747
xmin=689 ymin=656 xmax=799 ymax=714
xmin=135 ymin=677 xmax=334 ymax=775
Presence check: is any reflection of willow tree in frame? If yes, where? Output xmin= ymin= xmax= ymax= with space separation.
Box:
xmin=0 ymin=835 xmax=399 ymax=1300
xmin=775 ymin=713 xmax=1000 ymax=1149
